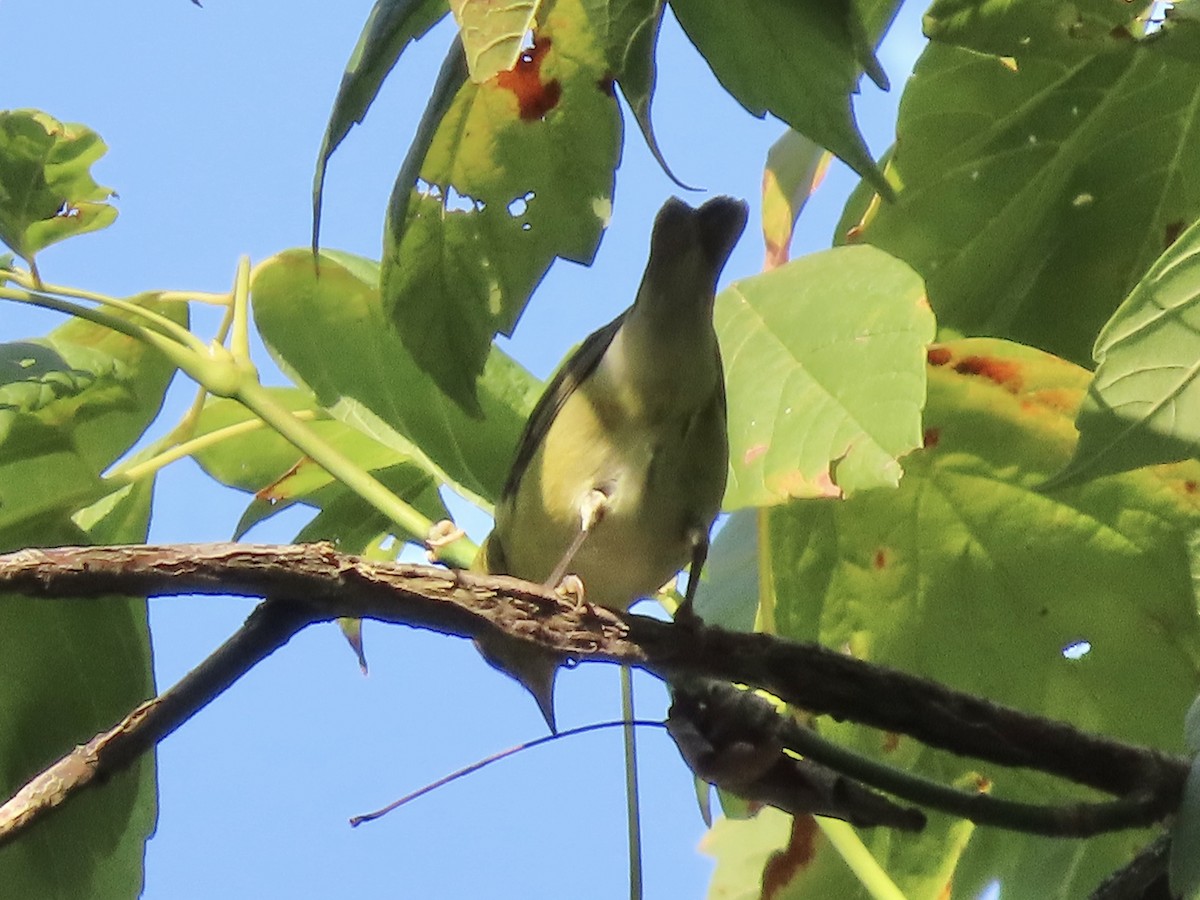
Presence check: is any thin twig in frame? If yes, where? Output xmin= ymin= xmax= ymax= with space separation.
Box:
xmin=350 ymin=719 xmax=666 ymax=827
xmin=0 ymin=598 xmax=313 ymax=847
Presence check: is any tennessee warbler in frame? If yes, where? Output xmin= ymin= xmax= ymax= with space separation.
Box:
xmin=478 ymin=195 xmax=748 ymax=729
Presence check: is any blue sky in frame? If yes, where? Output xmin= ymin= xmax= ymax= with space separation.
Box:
xmin=2 ymin=2 xmax=923 ymax=896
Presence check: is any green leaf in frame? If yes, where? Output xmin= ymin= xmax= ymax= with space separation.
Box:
xmin=762 ymin=129 xmax=832 ymax=269
xmin=609 ymin=0 xmax=689 ymax=187
xmin=312 ymin=0 xmax=449 ymax=252
xmin=703 ymin=807 xmax=974 ymax=900
xmin=669 ymin=0 xmax=894 ymax=196
xmin=189 ymin=389 xmax=449 ymax=542
xmin=291 ymin=462 xmax=447 ymax=547
xmin=716 ymin=246 xmax=934 ymax=508
xmin=692 ymin=509 xmax=760 ymax=632
xmin=839 ymin=35 xmax=1200 ymax=367
xmin=760 ymin=337 xmax=1200 ymax=896
xmin=0 ymin=296 xmax=185 ymax=532
xmin=1051 ymin=217 xmax=1200 ymax=486
xmin=382 ymin=0 xmax=623 ymax=410
xmin=923 ymin=0 xmax=1148 ymax=57
xmin=0 ymin=520 xmax=157 ymax=899
xmin=0 ymin=110 xmax=118 ymax=271
xmin=451 ymin=0 xmax=543 ymax=82
xmin=0 ymin=317 xmax=167 ymax=897
xmin=251 ymin=250 xmax=540 ymax=506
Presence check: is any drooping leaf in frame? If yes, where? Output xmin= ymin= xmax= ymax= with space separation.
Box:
xmin=669 ymin=0 xmax=894 ymax=196
xmin=754 ymin=338 xmax=1200 ymax=897
xmin=838 ymin=31 xmax=1200 ymax=367
xmin=381 ymin=0 xmax=626 ymax=410
xmin=312 ymin=0 xmax=450 ymax=252
xmin=761 ymin=129 xmax=832 ymax=269
xmin=716 ymin=245 xmax=934 ymax=508
xmin=1051 ymin=216 xmax=1200 ymax=486
xmin=251 ymin=250 xmax=539 ymax=506
xmin=0 ymin=110 xmax=118 ymax=271
xmin=609 ymin=0 xmax=689 ymax=187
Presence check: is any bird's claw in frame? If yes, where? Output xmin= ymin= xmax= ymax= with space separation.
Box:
xmin=425 ymin=519 xmax=466 ymax=563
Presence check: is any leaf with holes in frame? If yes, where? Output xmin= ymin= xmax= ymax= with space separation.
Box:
xmin=837 ymin=30 xmax=1200 ymax=368
xmin=451 ymin=0 xmax=544 ymax=82
xmin=382 ymin=0 xmax=633 ymax=410
xmin=758 ymin=337 xmax=1200 ymax=897
xmin=0 ymin=110 xmax=117 ymax=271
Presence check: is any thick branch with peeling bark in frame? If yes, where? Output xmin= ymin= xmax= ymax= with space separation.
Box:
xmin=0 ymin=542 xmax=1189 ymax=852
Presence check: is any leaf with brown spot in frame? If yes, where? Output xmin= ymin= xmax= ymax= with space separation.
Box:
xmin=756 ymin=336 xmax=1200 ymax=897
xmin=837 ymin=19 xmax=1200 ymax=368
xmin=718 ymin=245 xmax=933 ymax=508
xmin=381 ymin=0 xmax=636 ymax=409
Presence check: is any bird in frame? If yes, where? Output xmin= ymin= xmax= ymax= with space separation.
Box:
xmin=476 ymin=194 xmax=748 ymax=731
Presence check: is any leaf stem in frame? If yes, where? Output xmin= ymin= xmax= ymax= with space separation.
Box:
xmin=817 ymin=818 xmax=908 ymax=900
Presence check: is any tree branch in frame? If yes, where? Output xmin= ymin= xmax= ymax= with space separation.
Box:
xmin=0 ymin=596 xmax=312 ymax=848
xmin=0 ymin=542 xmax=1189 ymax=849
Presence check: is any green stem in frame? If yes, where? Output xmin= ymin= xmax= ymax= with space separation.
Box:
xmin=109 ymin=413 xmax=319 ymax=485
xmin=621 ymin=666 xmax=643 ymax=900
xmin=818 ymin=819 xmax=907 ymax=900
xmin=4 ymin=264 xmax=479 ymax=570
xmin=235 ymin=381 xmax=477 ymax=568
xmin=5 ymin=271 xmax=204 ymax=351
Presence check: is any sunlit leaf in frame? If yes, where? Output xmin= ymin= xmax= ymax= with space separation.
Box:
xmin=838 ymin=33 xmax=1200 ymax=367
xmin=760 ymin=337 xmax=1200 ymax=897
xmin=251 ymin=250 xmax=539 ymax=505
xmin=382 ymin=0 xmax=629 ymax=409
xmin=451 ymin=0 xmax=543 ymax=82
xmin=717 ymin=246 xmax=933 ymax=508
xmin=0 ymin=110 xmax=117 ymax=272
xmin=0 ymin=296 xmax=185 ymax=531
xmin=188 ymin=389 xmax=449 ymax=542
xmin=761 ymin=129 xmax=831 ymax=269
xmin=924 ymin=0 xmax=1147 ymax=57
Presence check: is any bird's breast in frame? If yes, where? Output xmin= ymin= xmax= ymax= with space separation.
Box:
xmin=497 ymin=380 xmax=727 ymax=610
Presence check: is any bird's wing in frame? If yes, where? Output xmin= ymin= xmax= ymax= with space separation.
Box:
xmin=498 ymin=312 xmax=627 ymax=503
